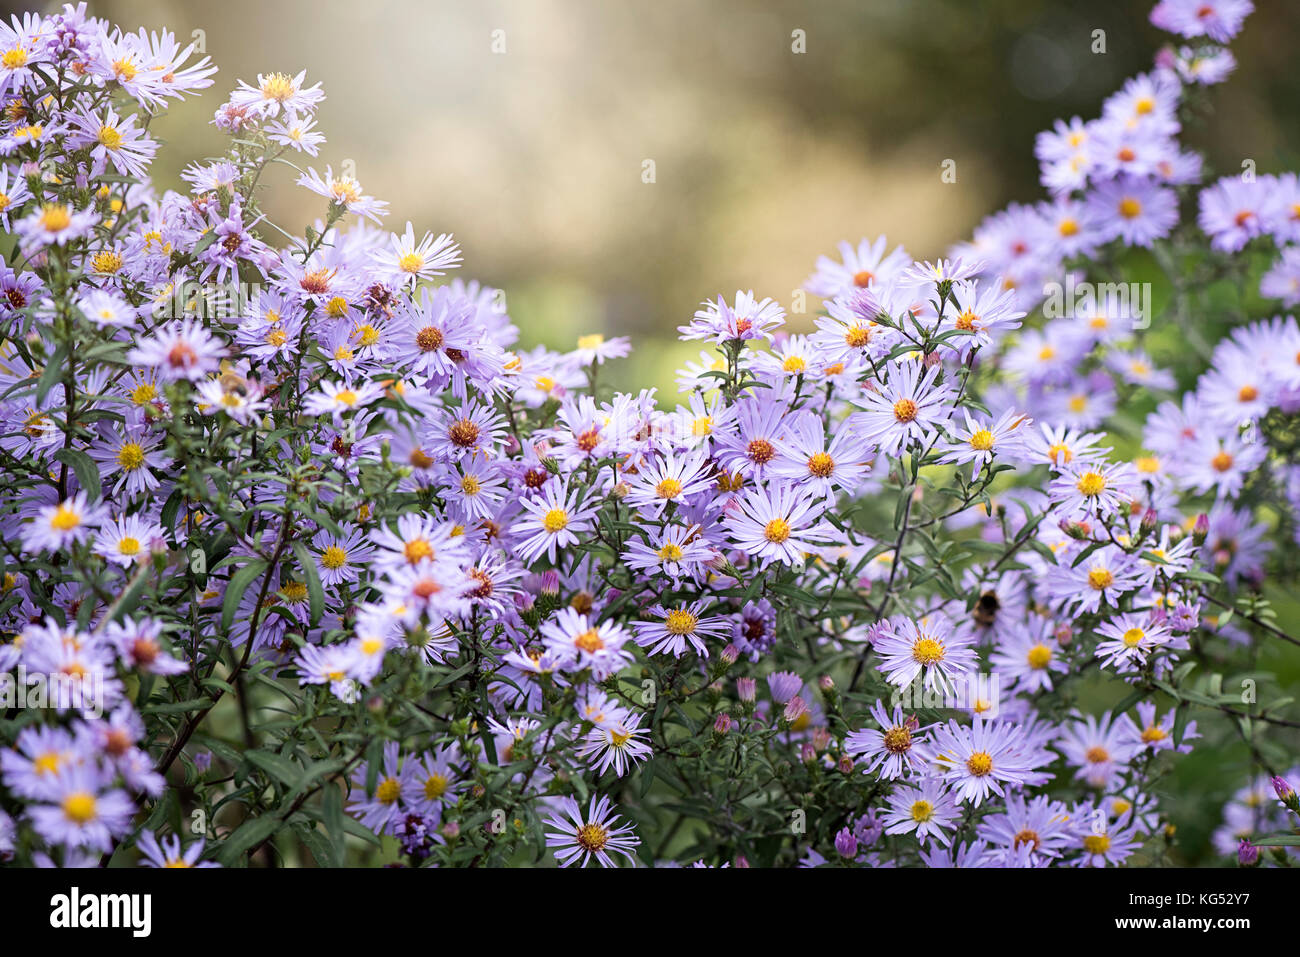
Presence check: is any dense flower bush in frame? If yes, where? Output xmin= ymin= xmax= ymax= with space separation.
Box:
xmin=0 ymin=0 xmax=1297 ymax=868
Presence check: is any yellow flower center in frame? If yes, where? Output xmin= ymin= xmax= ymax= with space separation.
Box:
xmin=50 ymin=505 xmax=81 ymax=532
xmin=375 ymin=777 xmax=401 ymax=804
xmin=1121 ymin=627 xmax=1144 ymax=648
xmin=664 ymin=609 xmax=698 ymax=635
xmin=1087 ymin=568 xmax=1114 ymax=590
xmin=574 ymin=629 xmax=604 ymax=653
xmin=117 ymin=442 xmax=145 ymax=471
xmin=424 ymin=774 xmax=449 ymax=799
xmin=398 ymin=252 xmax=424 ymax=274
xmin=806 ymin=452 xmax=835 ymax=477
xmin=911 ymin=799 xmax=935 ymax=822
xmin=92 ymin=250 xmax=123 ymax=273
xmin=892 ymin=398 xmax=918 ymax=423
xmin=404 ymin=538 xmax=434 ymax=563
xmin=912 ymin=637 xmax=945 ymax=665
xmin=260 ymin=72 xmax=297 ymax=101
xmin=764 ymin=518 xmax=791 ymax=543
xmin=1076 ymin=471 xmax=1106 ymax=497
xmin=118 ymin=536 xmax=141 ymax=556
xmin=1118 ymin=197 xmax=1142 ymax=219
xmin=845 ymin=326 xmax=871 ymax=348
xmin=968 ymin=429 xmax=995 ymax=451
xmin=656 ymin=477 xmax=683 ymax=499
xmin=63 ymin=792 xmax=98 ymax=824
xmin=576 ymin=822 xmax=608 ymax=852
xmin=321 ymin=546 xmax=347 ymax=570
xmin=97 ymin=125 xmax=123 ymax=150
xmin=966 ymin=751 xmax=993 ymax=776
xmin=416 ymin=326 xmax=444 ymax=352
xmin=1026 ymin=644 xmax=1052 ymax=669
xmin=1083 ymin=834 xmax=1110 ymax=854
xmin=543 ymin=508 xmax=569 ymax=533
xmin=39 ymin=203 xmax=72 ymax=232
xmin=657 ymin=542 xmax=684 ymax=562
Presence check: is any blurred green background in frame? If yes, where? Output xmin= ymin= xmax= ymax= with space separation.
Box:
xmin=15 ymin=0 xmax=1295 ymax=864
xmin=27 ymin=0 xmax=1300 ymax=396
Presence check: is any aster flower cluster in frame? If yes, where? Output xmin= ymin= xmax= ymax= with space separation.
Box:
xmin=0 ymin=1 xmax=1295 ymax=870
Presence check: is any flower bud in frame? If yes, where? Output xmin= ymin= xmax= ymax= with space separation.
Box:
xmin=782 ymin=695 xmax=809 ymax=728
xmin=1191 ymin=513 xmax=1209 ymax=546
xmin=835 ymin=827 xmax=858 ymax=859
xmin=736 ymin=677 xmax=757 ymax=708
xmin=713 ymin=712 xmax=732 ymax=736
xmin=1237 ymin=839 xmax=1259 ymax=867
xmin=1272 ymin=775 xmax=1298 ymax=810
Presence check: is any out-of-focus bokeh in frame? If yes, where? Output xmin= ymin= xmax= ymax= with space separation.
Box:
xmin=61 ymin=0 xmax=1300 ymax=394
xmin=0 ymin=0 xmax=1287 ymax=867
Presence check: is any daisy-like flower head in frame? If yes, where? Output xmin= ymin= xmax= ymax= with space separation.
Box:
xmin=229 ymin=69 xmax=325 ymax=119
xmin=22 ymin=492 xmax=108 ymax=554
xmin=977 ymin=792 xmax=1075 ymax=862
xmin=297 ymin=165 xmax=389 ymax=224
xmin=137 ymin=829 xmax=219 ymax=868
xmin=1048 ymin=460 xmax=1138 ymax=518
xmin=94 ymin=514 xmax=164 ymax=568
xmin=925 ymin=717 xmax=1038 ymax=807
xmin=853 ymin=359 xmax=954 ymax=456
xmin=1056 ymin=711 xmax=1140 ymax=790
xmin=883 ymin=776 xmax=960 ymax=846
xmin=511 ymin=479 xmax=598 ymax=565
xmin=377 ymin=221 xmax=461 ymax=287
xmin=1150 ymin=0 xmax=1254 ymax=44
xmin=540 ymin=607 xmax=634 ymax=680
xmin=126 ymin=318 xmax=227 ymax=383
xmin=724 ymin=480 xmax=836 ymax=567
xmin=622 ymin=522 xmax=715 ymax=586
xmin=805 ymin=235 xmax=911 ymax=298
xmin=632 ymin=599 xmax=729 ymax=658
xmin=938 ymin=408 xmax=1032 ymax=481
xmin=28 ymin=763 xmax=136 ymax=852
xmin=347 ymin=741 xmax=414 ymax=836
xmin=543 ymin=794 xmax=640 ymax=868
xmin=576 ymin=707 xmax=653 ymax=778
xmin=16 ymin=201 xmax=99 ymax=249
xmin=623 ymin=448 xmax=714 ymax=517
xmin=769 ymin=411 xmax=875 ymax=499
xmin=76 ymin=289 xmax=139 ymax=329
xmin=873 ymin=614 xmax=979 ymax=693
xmin=1094 ymin=612 xmax=1175 ymax=674
xmin=679 ymin=290 xmax=785 ymax=343
xmin=1085 ymin=174 xmax=1179 ymax=248
xmin=843 ymin=701 xmax=928 ymax=780
xmin=301 ymin=379 xmax=387 ymax=421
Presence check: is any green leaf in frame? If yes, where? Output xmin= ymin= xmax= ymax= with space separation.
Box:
xmin=1251 ymin=833 xmax=1300 ymax=847
xmin=291 ymin=541 xmax=325 ymax=626
xmin=217 ymin=814 xmax=285 ymax=866
xmin=222 ymin=559 xmax=269 ymax=632
xmin=244 ymin=750 xmax=301 ymax=787
xmin=54 ymin=448 xmax=101 ymax=501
